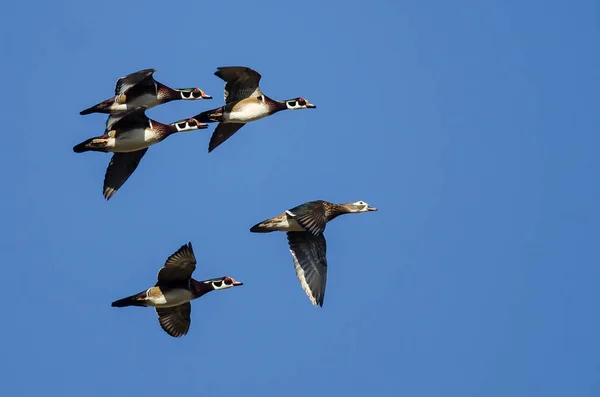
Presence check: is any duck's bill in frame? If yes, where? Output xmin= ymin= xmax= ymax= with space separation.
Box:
xmin=367 ymin=206 xmax=378 ymax=211
xmin=306 ymin=103 xmax=317 ymax=109
xmin=201 ymin=93 xmax=213 ymax=99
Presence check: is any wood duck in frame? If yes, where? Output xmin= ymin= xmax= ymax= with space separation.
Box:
xmin=79 ymin=68 xmax=212 ymax=115
xmin=250 ymin=200 xmax=377 ymax=307
xmin=73 ymin=106 xmax=208 ymax=200
xmin=111 ymin=242 xmax=243 ymax=338
xmin=192 ymin=66 xmax=316 ymax=152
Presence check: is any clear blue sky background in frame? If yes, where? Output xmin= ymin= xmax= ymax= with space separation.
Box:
xmin=1 ymin=0 xmax=598 ymax=396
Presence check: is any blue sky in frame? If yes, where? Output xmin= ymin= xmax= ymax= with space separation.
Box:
xmin=1 ymin=0 xmax=598 ymax=395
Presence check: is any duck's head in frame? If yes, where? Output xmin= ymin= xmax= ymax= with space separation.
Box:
xmin=198 ymin=276 xmax=244 ymax=292
xmin=341 ymin=201 xmax=378 ymax=213
xmin=285 ymin=97 xmax=316 ymax=110
xmin=179 ymin=88 xmax=213 ymax=100
xmin=172 ymin=118 xmax=209 ymax=131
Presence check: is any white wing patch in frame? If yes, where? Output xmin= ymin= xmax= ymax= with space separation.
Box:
xmin=290 ymin=248 xmax=318 ymax=306
xmin=286 ymin=210 xmax=296 ymax=217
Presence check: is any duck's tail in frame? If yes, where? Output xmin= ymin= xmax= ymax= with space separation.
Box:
xmin=80 ymin=99 xmax=114 ymax=115
xmin=250 ymin=218 xmax=279 ymax=233
xmin=193 ymin=106 xmax=225 ymax=123
xmin=73 ymin=137 xmax=108 ymax=153
xmin=111 ymin=293 xmax=147 ymax=308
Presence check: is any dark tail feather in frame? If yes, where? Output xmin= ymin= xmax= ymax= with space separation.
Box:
xmin=111 ymin=294 xmax=147 ymax=308
xmin=80 ymin=99 xmax=113 ymax=115
xmin=193 ymin=106 xmax=223 ymax=123
xmin=73 ymin=137 xmax=96 ymax=153
xmin=250 ymin=221 xmax=275 ymax=233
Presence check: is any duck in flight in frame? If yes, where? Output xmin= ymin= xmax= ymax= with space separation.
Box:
xmin=193 ymin=66 xmax=316 ymax=153
xmin=73 ymin=106 xmax=207 ymax=200
xmin=79 ymin=68 xmax=212 ymax=115
xmin=111 ymin=242 xmax=243 ymax=338
xmin=250 ymin=200 xmax=377 ymax=307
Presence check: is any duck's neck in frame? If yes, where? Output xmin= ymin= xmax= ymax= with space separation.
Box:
xmin=151 ymin=120 xmax=178 ymax=137
xmin=324 ymin=202 xmax=349 ymax=222
xmin=264 ymin=96 xmax=288 ymax=113
xmin=157 ymin=83 xmax=179 ymax=102
xmin=191 ymin=279 xmax=214 ymax=298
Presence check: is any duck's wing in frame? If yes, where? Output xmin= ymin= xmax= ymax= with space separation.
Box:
xmin=214 ymin=66 xmax=263 ymax=104
xmin=156 ymin=303 xmax=191 ymax=337
xmin=156 ymin=242 xmax=197 ymax=284
xmin=208 ymin=122 xmax=246 ymax=153
xmin=286 ymin=232 xmax=328 ymax=307
xmin=114 ymin=68 xmax=156 ymax=97
xmin=105 ymin=106 xmax=150 ymax=132
xmin=103 ymin=148 xmax=148 ymax=200
xmin=286 ymin=201 xmax=327 ymax=235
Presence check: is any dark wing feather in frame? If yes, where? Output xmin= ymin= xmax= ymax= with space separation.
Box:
xmin=208 ymin=122 xmax=246 ymax=153
xmin=214 ymin=66 xmax=262 ymax=104
xmin=287 ymin=232 xmax=328 ymax=307
xmin=287 ymin=201 xmax=327 ymax=235
xmin=115 ymin=68 xmax=156 ymax=96
xmin=105 ymin=106 xmax=150 ymax=132
xmin=157 ymin=242 xmax=197 ymax=284
xmin=156 ymin=303 xmax=191 ymax=337
xmin=103 ymin=149 xmax=148 ymax=200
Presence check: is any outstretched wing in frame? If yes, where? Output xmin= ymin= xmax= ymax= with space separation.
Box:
xmin=103 ymin=149 xmax=148 ymax=200
xmin=208 ymin=122 xmax=246 ymax=153
xmin=114 ymin=68 xmax=156 ymax=96
xmin=105 ymin=106 xmax=150 ymax=132
xmin=156 ymin=303 xmax=191 ymax=337
xmin=157 ymin=242 xmax=198 ymax=284
xmin=287 ymin=232 xmax=328 ymax=307
xmin=214 ymin=66 xmax=262 ymax=104
xmin=287 ymin=201 xmax=327 ymax=235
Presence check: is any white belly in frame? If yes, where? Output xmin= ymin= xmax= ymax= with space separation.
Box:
xmin=112 ymin=128 xmax=161 ymax=152
xmin=227 ymin=102 xmax=268 ymax=122
xmin=149 ymin=288 xmax=194 ymax=308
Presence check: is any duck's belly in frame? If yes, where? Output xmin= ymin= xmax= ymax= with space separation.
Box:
xmin=227 ymin=102 xmax=269 ymax=123
xmin=112 ymin=128 xmax=160 ymax=152
xmin=148 ymin=288 xmax=194 ymax=308
xmin=127 ymin=93 xmax=159 ymax=109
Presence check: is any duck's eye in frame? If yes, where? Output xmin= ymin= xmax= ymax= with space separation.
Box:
xmin=213 ymin=281 xmax=223 ymax=288
xmin=224 ymin=278 xmax=233 ymax=286
xmin=192 ymin=90 xmax=202 ymax=98
xmin=298 ymin=98 xmax=306 ymax=105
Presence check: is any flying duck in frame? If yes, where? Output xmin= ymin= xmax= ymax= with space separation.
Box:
xmin=111 ymin=242 xmax=243 ymax=338
xmin=192 ymin=66 xmax=316 ymax=152
xmin=73 ymin=106 xmax=208 ymax=200
xmin=250 ymin=200 xmax=377 ymax=307
xmin=79 ymin=68 xmax=212 ymax=115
